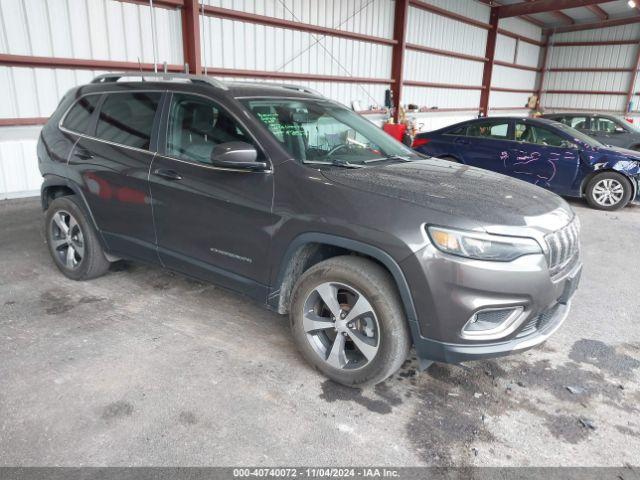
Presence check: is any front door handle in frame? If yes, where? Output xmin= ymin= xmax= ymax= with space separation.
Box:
xmin=153 ymin=168 xmax=183 ymax=181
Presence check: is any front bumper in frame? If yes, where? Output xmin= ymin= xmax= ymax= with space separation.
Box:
xmin=401 ymin=243 xmax=582 ymax=365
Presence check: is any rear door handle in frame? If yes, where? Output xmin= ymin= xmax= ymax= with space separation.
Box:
xmin=454 ymin=138 xmax=470 ymax=145
xmin=153 ymin=168 xmax=182 ymax=181
xmin=74 ymin=149 xmax=93 ymax=160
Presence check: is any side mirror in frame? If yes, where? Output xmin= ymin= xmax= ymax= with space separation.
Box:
xmin=210 ymin=141 xmax=267 ymax=170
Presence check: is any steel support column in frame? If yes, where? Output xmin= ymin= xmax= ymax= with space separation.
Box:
xmin=182 ymin=0 xmax=201 ymax=74
xmin=479 ymin=7 xmax=499 ymax=117
xmin=391 ymin=0 xmax=409 ymax=122
xmin=625 ymin=42 xmax=640 ymax=113
xmin=536 ymin=34 xmax=550 ymax=110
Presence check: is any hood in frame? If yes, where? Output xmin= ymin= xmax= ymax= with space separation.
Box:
xmin=597 ymin=145 xmax=640 ymax=160
xmin=321 ymin=159 xmax=573 ymax=231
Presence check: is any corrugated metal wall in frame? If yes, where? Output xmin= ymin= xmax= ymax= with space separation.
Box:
xmin=403 ymin=0 xmax=487 ymax=111
xmin=542 ymin=24 xmax=640 ymax=113
xmin=0 ymin=0 xmax=546 ymax=199
xmin=491 ymin=17 xmax=541 ymax=111
xmin=0 ymin=0 xmax=183 ymax=199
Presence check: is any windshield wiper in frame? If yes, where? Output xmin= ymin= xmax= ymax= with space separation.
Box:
xmin=303 ymin=159 xmax=364 ymax=168
xmin=363 ymin=155 xmax=414 ymax=164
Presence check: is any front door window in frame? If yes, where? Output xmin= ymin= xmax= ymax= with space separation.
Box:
xmin=166 ymin=93 xmax=257 ymax=164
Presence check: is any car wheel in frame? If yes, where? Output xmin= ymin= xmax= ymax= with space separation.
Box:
xmin=585 ymin=172 xmax=632 ymax=211
xmin=45 ymin=195 xmax=111 ymax=280
xmin=290 ymin=256 xmax=411 ymax=387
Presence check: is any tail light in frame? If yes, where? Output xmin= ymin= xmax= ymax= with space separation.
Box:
xmin=626 ymin=117 xmax=634 ymax=124
xmin=412 ymin=137 xmax=431 ymax=148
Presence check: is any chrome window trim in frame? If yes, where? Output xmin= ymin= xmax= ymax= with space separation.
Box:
xmin=58 ymin=89 xmax=272 ymax=174
xmin=58 ymin=89 xmax=166 ymax=140
xmin=161 ymin=91 xmax=273 ymax=174
xmin=58 ymin=92 xmax=104 ymax=136
xmin=154 ymin=152 xmax=272 ymax=174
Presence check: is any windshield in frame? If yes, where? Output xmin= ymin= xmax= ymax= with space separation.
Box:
xmin=553 ymin=122 xmax=603 ymax=148
xmin=240 ymin=98 xmax=420 ymax=165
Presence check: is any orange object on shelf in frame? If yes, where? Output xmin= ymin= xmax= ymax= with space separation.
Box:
xmin=383 ymin=123 xmax=407 ymax=142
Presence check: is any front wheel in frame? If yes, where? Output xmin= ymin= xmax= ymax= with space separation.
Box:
xmin=289 ymin=256 xmax=411 ymax=387
xmin=585 ymin=172 xmax=632 ymax=210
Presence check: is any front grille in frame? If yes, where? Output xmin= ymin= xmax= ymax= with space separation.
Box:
xmin=544 ymin=217 xmax=580 ymax=278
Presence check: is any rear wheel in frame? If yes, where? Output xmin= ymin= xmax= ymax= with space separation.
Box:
xmin=585 ymin=172 xmax=632 ymax=211
xmin=290 ymin=256 xmax=411 ymax=387
xmin=45 ymin=195 xmax=111 ymax=280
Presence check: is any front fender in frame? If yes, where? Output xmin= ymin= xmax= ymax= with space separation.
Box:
xmin=580 ymin=153 xmax=640 ymax=199
xmin=269 ymin=232 xmax=419 ymax=323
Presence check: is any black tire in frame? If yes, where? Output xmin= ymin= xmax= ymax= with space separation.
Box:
xmin=290 ymin=256 xmax=411 ymax=387
xmin=585 ymin=171 xmax=632 ymax=211
xmin=45 ymin=195 xmax=111 ymax=280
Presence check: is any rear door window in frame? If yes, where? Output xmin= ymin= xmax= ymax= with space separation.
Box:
xmin=556 ymin=116 xmax=588 ymax=130
xmin=592 ymin=117 xmax=620 ymax=133
xmin=62 ymin=95 xmax=100 ymax=134
xmin=466 ymin=121 xmax=510 ymax=140
xmin=95 ymin=92 xmax=162 ymax=150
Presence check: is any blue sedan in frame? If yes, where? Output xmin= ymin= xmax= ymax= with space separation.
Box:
xmin=412 ymin=117 xmax=640 ymax=210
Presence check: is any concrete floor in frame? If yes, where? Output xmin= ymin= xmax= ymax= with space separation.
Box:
xmin=0 ymin=197 xmax=639 ymax=467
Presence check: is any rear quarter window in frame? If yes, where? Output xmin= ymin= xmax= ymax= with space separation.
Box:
xmin=61 ymin=95 xmax=100 ymax=134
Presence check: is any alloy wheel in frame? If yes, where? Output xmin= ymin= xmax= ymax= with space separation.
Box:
xmin=50 ymin=210 xmax=85 ymax=270
xmin=302 ymin=282 xmax=380 ymax=370
xmin=592 ymin=179 xmax=625 ymax=207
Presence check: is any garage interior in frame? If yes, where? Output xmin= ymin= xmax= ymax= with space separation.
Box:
xmin=1 ymin=0 xmax=639 ymax=469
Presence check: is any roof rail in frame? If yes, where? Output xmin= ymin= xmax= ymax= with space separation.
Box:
xmin=90 ymin=72 xmax=228 ymax=90
xmin=280 ymin=84 xmax=323 ymax=97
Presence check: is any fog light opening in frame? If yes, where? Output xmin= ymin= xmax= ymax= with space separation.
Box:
xmin=461 ymin=306 xmax=525 ymax=340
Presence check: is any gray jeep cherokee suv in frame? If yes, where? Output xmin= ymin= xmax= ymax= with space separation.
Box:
xmin=37 ymin=73 xmax=582 ymax=386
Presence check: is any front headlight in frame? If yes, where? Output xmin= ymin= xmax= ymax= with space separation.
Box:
xmin=427 ymin=226 xmax=542 ymax=262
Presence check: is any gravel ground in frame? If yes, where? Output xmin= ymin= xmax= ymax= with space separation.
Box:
xmin=0 ymin=197 xmax=638 ymax=466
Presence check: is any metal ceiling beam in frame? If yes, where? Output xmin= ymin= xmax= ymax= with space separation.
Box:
xmin=546 ymin=15 xmax=640 ymax=33
xmin=551 ymin=10 xmax=575 ymax=25
xmin=477 ymin=0 xmax=545 ymax=27
xmin=498 ymin=0 xmax=615 ymax=19
xmin=524 ymin=0 xmax=574 ymax=25
xmin=585 ymin=4 xmax=608 ymax=20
